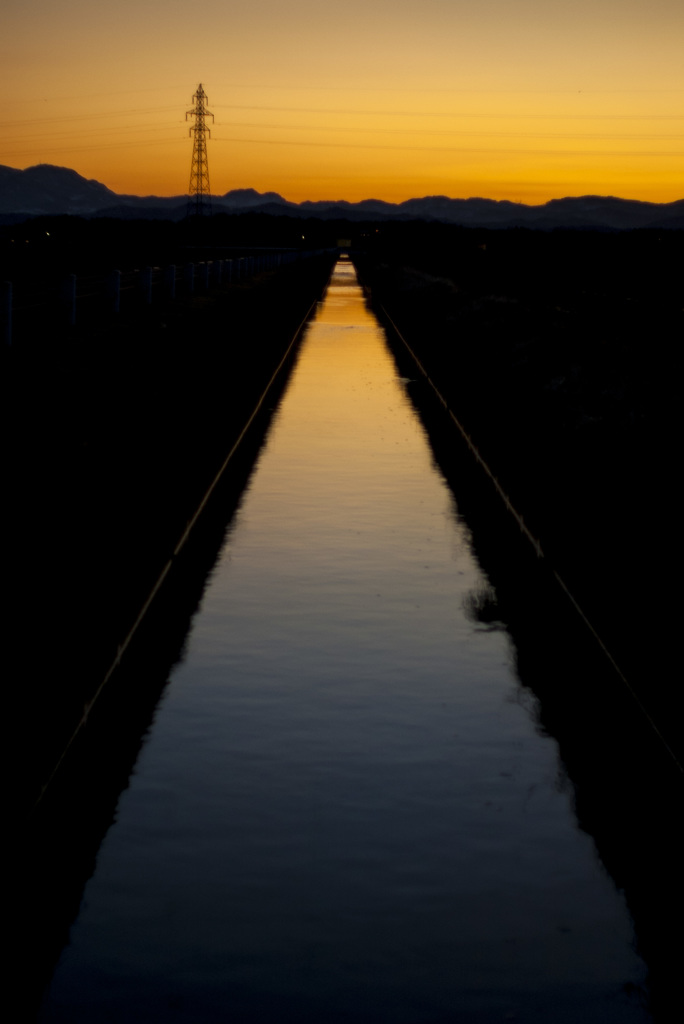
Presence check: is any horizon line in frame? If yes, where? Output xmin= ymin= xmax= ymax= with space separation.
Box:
xmin=3 ymin=163 xmax=684 ymax=210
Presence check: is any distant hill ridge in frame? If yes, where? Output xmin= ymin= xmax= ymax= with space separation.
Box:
xmin=2 ymin=163 xmax=684 ymax=230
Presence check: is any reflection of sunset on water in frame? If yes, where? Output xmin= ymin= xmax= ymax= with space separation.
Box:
xmin=258 ymin=265 xmax=435 ymax=542
xmin=38 ymin=260 xmax=648 ymax=1023
xmin=3 ymin=0 xmax=683 ymax=203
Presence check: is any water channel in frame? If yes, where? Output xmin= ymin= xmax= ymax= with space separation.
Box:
xmin=39 ymin=259 xmax=650 ymax=1022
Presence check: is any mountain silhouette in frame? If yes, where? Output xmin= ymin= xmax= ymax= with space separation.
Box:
xmin=2 ymin=163 xmax=683 ymax=230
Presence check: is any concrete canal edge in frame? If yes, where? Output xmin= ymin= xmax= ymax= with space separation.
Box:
xmin=4 ymin=252 xmax=336 ymax=818
xmin=354 ymin=253 xmax=683 ymax=776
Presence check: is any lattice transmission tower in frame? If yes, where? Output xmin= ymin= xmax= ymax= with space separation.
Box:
xmin=186 ymin=84 xmax=214 ymax=217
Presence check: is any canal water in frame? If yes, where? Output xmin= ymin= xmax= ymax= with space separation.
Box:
xmin=39 ymin=260 xmax=649 ymax=1022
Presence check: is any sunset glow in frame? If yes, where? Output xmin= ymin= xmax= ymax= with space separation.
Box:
xmin=2 ymin=0 xmax=683 ymax=203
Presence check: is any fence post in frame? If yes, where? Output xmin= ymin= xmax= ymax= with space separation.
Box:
xmin=184 ymin=263 xmax=195 ymax=295
xmin=2 ymin=281 xmax=11 ymax=347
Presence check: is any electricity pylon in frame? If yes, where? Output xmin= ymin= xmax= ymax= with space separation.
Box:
xmin=186 ymin=84 xmax=214 ymax=217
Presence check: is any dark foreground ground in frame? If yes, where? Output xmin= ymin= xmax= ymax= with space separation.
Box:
xmin=3 ymin=220 xmax=683 ymax=1020
xmin=353 ymin=229 xmax=684 ymax=1021
xmin=4 ymin=217 xmax=681 ymax=822
xmin=353 ymin=225 xmax=682 ymax=769
xmin=3 ymin=246 xmax=336 ymax=818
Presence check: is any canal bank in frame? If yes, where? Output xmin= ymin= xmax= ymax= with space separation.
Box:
xmin=364 ymin=277 xmax=684 ymax=1022
xmin=352 ymin=241 xmax=683 ymax=770
xmin=33 ymin=260 xmax=652 ymax=1023
xmin=3 ymin=252 xmax=335 ymax=816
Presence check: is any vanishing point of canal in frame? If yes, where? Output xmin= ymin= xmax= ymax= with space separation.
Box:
xmin=39 ymin=260 xmax=650 ymax=1022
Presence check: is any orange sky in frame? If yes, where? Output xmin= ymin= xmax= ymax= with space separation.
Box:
xmin=2 ymin=0 xmax=683 ymax=203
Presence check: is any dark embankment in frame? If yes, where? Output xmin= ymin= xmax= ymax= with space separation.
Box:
xmin=12 ymin=406 xmax=283 ymax=1021
xmin=2 ymin=228 xmax=335 ymax=819
xmin=353 ymin=224 xmax=682 ymax=767
xmin=379 ymin=279 xmax=683 ymax=1021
